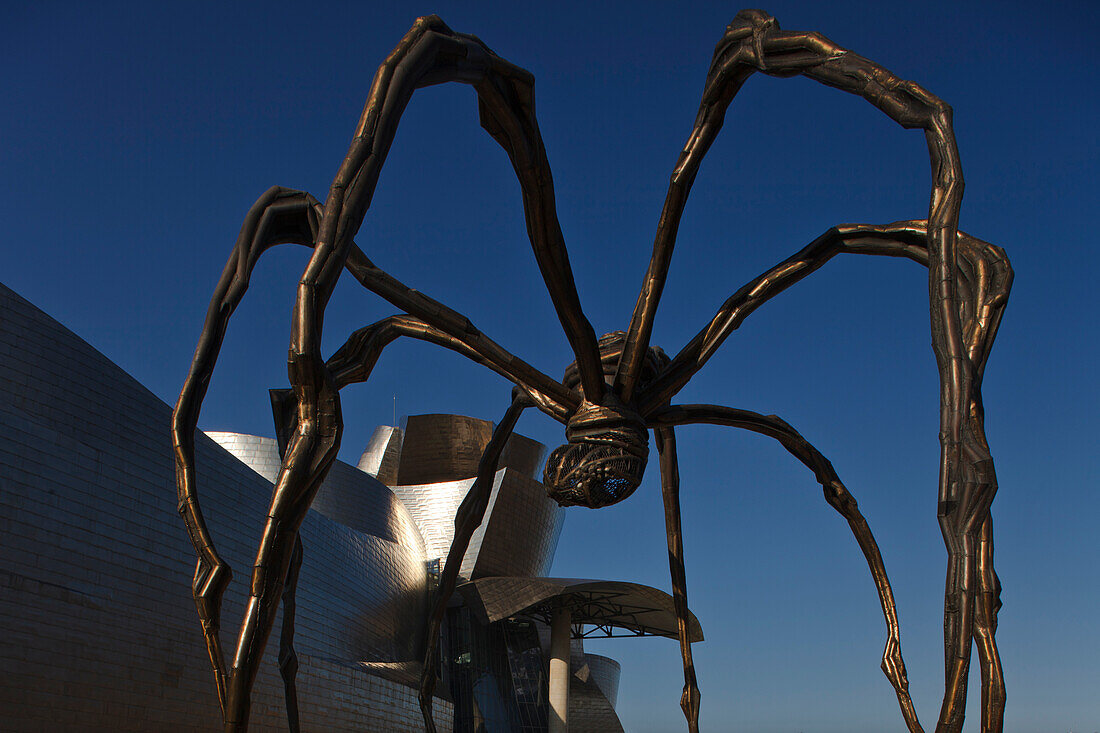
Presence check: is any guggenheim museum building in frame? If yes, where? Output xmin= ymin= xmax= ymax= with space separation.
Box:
xmin=0 ymin=282 xmax=701 ymax=732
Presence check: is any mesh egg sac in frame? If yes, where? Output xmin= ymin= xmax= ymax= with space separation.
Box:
xmin=543 ymin=433 xmax=647 ymax=509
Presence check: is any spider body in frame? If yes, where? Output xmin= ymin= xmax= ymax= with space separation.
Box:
xmin=172 ymin=10 xmax=1012 ymax=733
xmin=544 ymin=331 xmax=664 ymax=508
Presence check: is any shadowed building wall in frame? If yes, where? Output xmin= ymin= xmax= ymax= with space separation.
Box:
xmin=0 ymin=281 xmax=638 ymax=733
xmin=0 ymin=283 xmax=452 ymax=732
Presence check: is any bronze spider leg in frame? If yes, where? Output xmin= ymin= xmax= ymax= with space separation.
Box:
xmin=174 ymin=195 xmax=574 ymax=728
xmin=420 ymin=393 xmax=530 ymax=732
xmin=653 ymin=426 xmax=701 ymax=733
xmin=832 ymin=225 xmax=1010 ymax=733
xmin=277 ymin=535 xmax=303 ymax=732
xmin=173 ymin=185 xmax=328 ymax=715
xmin=614 ymin=19 xmax=990 ymax=721
xmin=312 ymin=15 xmax=605 ymax=403
xmin=326 ymin=314 xmax=571 ymax=420
xmin=647 ymin=404 xmax=923 ymax=733
xmin=226 ymin=33 xmax=608 ymax=721
xmin=641 ymin=222 xmax=1011 ymax=732
xmin=178 ymin=13 xmax=607 ymax=714
xmin=618 ymin=10 xmax=966 ymax=407
xmin=324 ymin=322 xmax=554 ymax=732
xmin=252 ymin=343 xmax=551 ymax=733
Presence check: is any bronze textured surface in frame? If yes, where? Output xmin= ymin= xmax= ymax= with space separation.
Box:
xmin=174 ymin=9 xmax=1012 ymax=733
xmin=395 ymin=413 xmax=548 ymax=486
xmin=397 ymin=415 xmax=494 ymax=486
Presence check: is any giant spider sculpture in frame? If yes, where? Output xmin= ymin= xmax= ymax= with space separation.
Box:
xmin=172 ymin=10 xmax=1012 ymax=733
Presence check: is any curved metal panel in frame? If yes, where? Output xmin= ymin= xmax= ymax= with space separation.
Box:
xmin=0 ymin=283 xmax=448 ymax=730
xmin=568 ymin=675 xmax=625 ymax=733
xmin=396 ymin=413 xmax=548 ymax=484
xmin=357 ymin=425 xmax=403 ymax=486
xmin=457 ymin=577 xmax=704 ymax=642
xmin=498 ymin=431 xmax=547 ymax=481
xmin=207 ymin=432 xmax=426 ymax=555
xmin=205 ymin=431 xmax=431 ymax=662
xmin=472 ymin=470 xmax=564 ymax=579
xmin=397 ymin=414 xmax=493 ymax=485
xmin=580 ymin=653 xmax=621 ymax=709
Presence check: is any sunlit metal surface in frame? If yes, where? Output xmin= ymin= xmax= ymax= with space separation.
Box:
xmin=357 ymin=425 xmax=403 ymax=486
xmin=208 ymin=432 xmax=426 ymax=555
xmin=393 ymin=470 xmax=563 ymax=581
xmin=205 ymin=432 xmax=430 ymax=665
xmin=0 ymin=283 xmax=453 ymax=731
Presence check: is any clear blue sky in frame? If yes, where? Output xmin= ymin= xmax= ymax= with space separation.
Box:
xmin=4 ymin=1 xmax=1097 ymax=730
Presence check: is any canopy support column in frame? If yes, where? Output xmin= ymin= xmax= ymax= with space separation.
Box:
xmin=549 ymin=604 xmax=571 ymax=733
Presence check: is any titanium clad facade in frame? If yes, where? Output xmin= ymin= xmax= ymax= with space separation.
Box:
xmin=388 ymin=413 xmax=564 ymax=581
xmin=1 ymin=280 xmax=639 ymax=733
xmin=0 ymin=283 xmax=452 ymax=732
xmin=471 ymin=469 xmax=563 ymax=579
xmin=206 ymin=432 xmax=430 ymax=664
xmin=393 ymin=470 xmax=564 ymax=581
xmin=208 ymin=432 xmax=427 ymax=556
xmin=567 ymin=676 xmax=626 ymax=733
xmin=358 ymin=425 xmax=403 ymax=486
xmin=392 ymin=475 xmax=497 ymax=575
xmin=579 ymin=654 xmax=621 ymax=709
xmin=395 ymin=413 xmax=548 ymax=485
xmin=397 ymin=414 xmax=494 ymax=485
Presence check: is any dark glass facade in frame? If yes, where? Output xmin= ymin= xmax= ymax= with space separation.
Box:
xmin=445 ymin=608 xmax=548 ymax=733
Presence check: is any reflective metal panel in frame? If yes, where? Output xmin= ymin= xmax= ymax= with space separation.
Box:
xmin=358 ymin=425 xmax=403 ymax=486
xmin=397 ymin=414 xmax=494 ymax=485
xmin=0 ymin=283 xmax=450 ymax=730
xmin=568 ymin=676 xmax=625 ymax=733
xmin=579 ymin=654 xmax=621 ymax=709
xmin=393 ymin=468 xmax=564 ymax=581
xmin=471 ymin=470 xmax=564 ymax=579
xmin=208 ymin=432 xmax=426 ymax=554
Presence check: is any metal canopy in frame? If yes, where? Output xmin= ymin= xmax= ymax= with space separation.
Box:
xmin=457 ymin=577 xmax=703 ymax=642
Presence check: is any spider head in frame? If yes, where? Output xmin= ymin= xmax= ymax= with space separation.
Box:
xmin=543 ymin=395 xmax=649 ymax=508
xmin=543 ymin=331 xmax=667 ymax=509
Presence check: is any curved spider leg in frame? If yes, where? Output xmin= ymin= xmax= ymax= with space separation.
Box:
xmin=172 ymin=185 xmax=368 ymax=730
xmin=204 ymin=22 xmax=615 ymax=719
xmin=650 ymin=16 xmax=977 ymax=721
xmin=222 ymin=375 xmax=342 ymax=733
xmin=313 ymin=15 xmax=604 ymax=404
xmin=267 ymin=391 xmax=306 ymax=733
xmin=179 ymin=192 xmax=577 ymax=728
xmin=172 ymin=185 xmax=332 ymax=715
xmin=312 ymin=319 xmax=562 ymax=731
xmin=614 ymin=30 xmax=976 ymax=718
xmin=228 ymin=322 xmax=561 ymax=733
xmin=277 ymin=535 xmax=304 ymax=733
xmin=648 ymin=404 xmax=925 ymax=733
xmin=653 ymin=426 xmax=701 ymax=733
xmin=421 ymin=393 xmax=529 ymax=732
xmin=617 ymin=11 xmax=966 ymax=412
xmin=641 ymin=222 xmax=1012 ymax=732
xmin=172 ymin=185 xmax=413 ymax=723
xmin=326 ymin=313 xmax=571 ymax=421
xmin=803 ymin=224 xmax=1011 ymax=732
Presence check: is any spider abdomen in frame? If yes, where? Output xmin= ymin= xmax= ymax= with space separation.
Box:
xmin=543 ymin=397 xmax=649 ymax=508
